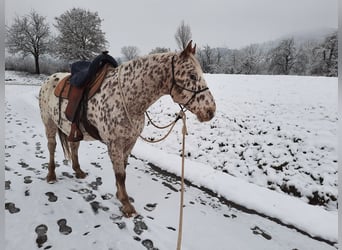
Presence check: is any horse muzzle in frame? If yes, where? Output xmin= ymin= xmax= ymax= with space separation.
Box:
xmin=196 ymin=105 xmax=216 ymax=122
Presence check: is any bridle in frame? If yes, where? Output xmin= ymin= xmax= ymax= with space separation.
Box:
xmin=118 ymin=54 xmax=210 ymax=140
xmin=170 ymin=55 xmax=209 ymax=111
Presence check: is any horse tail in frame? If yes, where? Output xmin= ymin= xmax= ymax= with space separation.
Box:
xmin=57 ymin=129 xmax=71 ymax=161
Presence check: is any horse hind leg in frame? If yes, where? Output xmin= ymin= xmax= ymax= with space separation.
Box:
xmin=44 ymin=119 xmax=58 ymax=183
xmin=69 ymin=141 xmax=87 ymax=179
xmin=56 ymin=129 xmax=86 ymax=179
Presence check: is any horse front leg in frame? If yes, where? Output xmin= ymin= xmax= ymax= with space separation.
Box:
xmin=115 ymin=170 xmax=136 ymax=217
xmin=108 ymin=140 xmax=137 ymax=217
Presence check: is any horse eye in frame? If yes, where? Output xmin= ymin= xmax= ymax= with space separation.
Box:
xmin=190 ymin=74 xmax=198 ymax=81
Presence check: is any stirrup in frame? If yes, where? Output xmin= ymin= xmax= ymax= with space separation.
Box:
xmin=68 ymin=123 xmax=84 ymax=142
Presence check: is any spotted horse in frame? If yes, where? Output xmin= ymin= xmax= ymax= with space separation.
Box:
xmin=38 ymin=41 xmax=216 ymax=217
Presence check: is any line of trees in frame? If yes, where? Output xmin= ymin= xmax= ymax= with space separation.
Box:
xmin=6 ymin=8 xmax=108 ymax=74
xmin=172 ymin=20 xmax=337 ymax=77
xmin=196 ymin=32 xmax=337 ymax=77
xmin=5 ymin=10 xmax=337 ymax=77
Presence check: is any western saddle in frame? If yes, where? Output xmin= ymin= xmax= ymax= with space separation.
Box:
xmin=54 ymin=52 xmax=118 ymax=142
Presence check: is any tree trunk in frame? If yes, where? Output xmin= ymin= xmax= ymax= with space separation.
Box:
xmin=34 ymin=54 xmax=40 ymax=74
xmin=284 ymin=56 xmax=289 ymax=75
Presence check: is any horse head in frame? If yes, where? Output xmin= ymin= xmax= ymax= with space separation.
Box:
xmin=170 ymin=41 xmax=216 ymax=122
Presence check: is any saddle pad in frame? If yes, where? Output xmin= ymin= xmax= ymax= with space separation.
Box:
xmin=54 ymin=63 xmax=111 ymax=99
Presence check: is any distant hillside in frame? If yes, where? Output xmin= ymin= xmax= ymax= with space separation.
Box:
xmin=196 ymin=27 xmax=337 ymax=76
xmin=250 ymin=27 xmax=336 ymax=52
xmin=283 ymin=27 xmax=337 ymax=44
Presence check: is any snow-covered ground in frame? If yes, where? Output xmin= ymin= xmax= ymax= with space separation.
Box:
xmin=143 ymin=74 xmax=338 ymax=212
xmin=5 ymin=71 xmax=338 ymax=249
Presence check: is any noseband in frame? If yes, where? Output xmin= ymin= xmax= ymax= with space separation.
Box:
xmin=170 ymin=56 xmax=209 ymax=110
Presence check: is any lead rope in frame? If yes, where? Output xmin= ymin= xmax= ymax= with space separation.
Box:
xmin=177 ymin=111 xmax=187 ymax=250
xmin=118 ymin=67 xmax=187 ymax=250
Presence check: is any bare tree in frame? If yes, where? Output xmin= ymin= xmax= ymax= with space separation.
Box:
xmin=310 ymin=32 xmax=337 ymax=76
xmin=268 ymin=38 xmax=296 ymax=75
xmin=175 ymin=20 xmax=192 ymax=50
xmin=197 ymin=45 xmax=225 ymax=73
xmin=197 ymin=45 xmax=214 ymax=73
xmin=121 ymin=46 xmax=140 ymax=61
xmin=6 ymin=10 xmax=51 ymax=74
xmin=292 ymin=47 xmax=309 ymax=75
xmin=239 ymin=44 xmax=263 ymax=74
xmin=54 ymin=8 xmax=107 ymax=60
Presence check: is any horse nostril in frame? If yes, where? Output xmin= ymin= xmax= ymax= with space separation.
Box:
xmin=207 ymin=109 xmax=214 ymax=119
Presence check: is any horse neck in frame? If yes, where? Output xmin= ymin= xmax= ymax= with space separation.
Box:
xmin=118 ymin=53 xmax=174 ymax=116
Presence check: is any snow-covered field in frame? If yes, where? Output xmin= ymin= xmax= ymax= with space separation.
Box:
xmin=5 ymin=71 xmax=338 ymax=249
xmin=144 ymin=74 xmax=338 ymax=212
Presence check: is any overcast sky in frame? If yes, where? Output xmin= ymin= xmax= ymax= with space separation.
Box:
xmin=5 ymin=0 xmax=337 ymax=56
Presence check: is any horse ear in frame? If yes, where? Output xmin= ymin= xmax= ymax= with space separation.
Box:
xmin=192 ymin=43 xmax=196 ymax=54
xmin=180 ymin=40 xmax=196 ymax=58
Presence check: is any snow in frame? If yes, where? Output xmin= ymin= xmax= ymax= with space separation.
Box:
xmin=133 ymin=141 xmax=337 ymax=243
xmin=142 ymin=74 xmax=338 ymax=211
xmin=5 ymin=71 xmax=338 ymax=249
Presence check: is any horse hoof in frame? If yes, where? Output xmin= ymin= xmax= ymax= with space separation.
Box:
xmin=75 ymin=171 xmax=87 ymax=179
xmin=123 ymin=211 xmax=138 ymax=218
xmin=121 ymin=205 xmax=137 ymax=218
xmin=46 ymin=174 xmax=57 ymax=184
